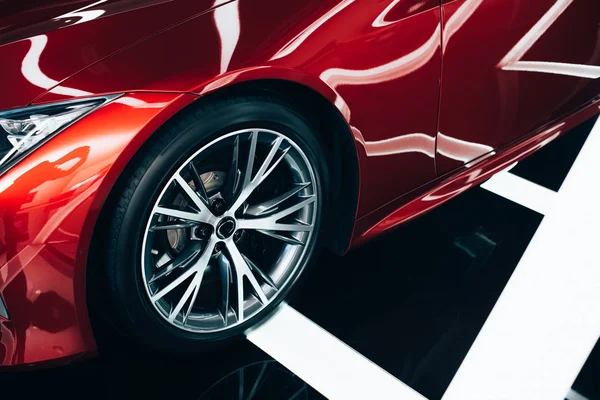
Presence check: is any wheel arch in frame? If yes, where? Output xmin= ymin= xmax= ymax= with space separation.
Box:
xmin=84 ymin=78 xmax=360 ymax=324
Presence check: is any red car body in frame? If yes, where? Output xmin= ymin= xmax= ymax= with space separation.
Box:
xmin=0 ymin=0 xmax=598 ymax=367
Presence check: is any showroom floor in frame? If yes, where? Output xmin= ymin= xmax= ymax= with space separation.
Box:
xmin=1 ymin=116 xmax=599 ymax=400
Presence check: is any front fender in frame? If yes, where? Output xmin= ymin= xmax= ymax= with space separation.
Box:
xmin=0 ymin=92 xmax=196 ymax=366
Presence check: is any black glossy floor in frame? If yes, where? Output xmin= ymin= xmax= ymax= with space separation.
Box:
xmin=2 ymin=117 xmax=599 ymax=399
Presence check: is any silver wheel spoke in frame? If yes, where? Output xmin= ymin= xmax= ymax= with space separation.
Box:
xmin=243 ymin=253 xmax=278 ymax=290
xmin=155 ymin=206 xmax=206 ymax=223
xmin=174 ymin=174 xmax=215 ymax=221
xmin=235 ymin=268 xmax=245 ymax=323
xmin=246 ymin=182 xmax=311 ymax=216
xmin=149 ymin=243 xmax=202 ymax=284
xmin=149 ymin=221 xmax=197 ymax=231
xmin=182 ymin=277 xmax=201 ymax=325
xmin=217 ymin=253 xmax=232 ymax=325
xmin=230 ymin=133 xmax=289 ymax=211
xmin=223 ymin=135 xmax=241 ymax=203
xmin=168 ymin=268 xmax=204 ymax=323
xmin=237 ymin=195 xmax=316 ymax=232
xmin=225 ymin=240 xmax=269 ymax=323
xmin=151 ymin=239 xmax=215 ymax=303
xmin=189 ymin=162 xmax=209 ymax=203
xmin=253 ymin=136 xmax=285 ymax=186
xmin=242 ymin=130 xmax=258 ymax=189
xmin=255 ymin=229 xmax=305 ymax=246
xmin=239 ymin=221 xmax=313 ymax=232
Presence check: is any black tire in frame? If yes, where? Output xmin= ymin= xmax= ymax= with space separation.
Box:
xmin=98 ymin=94 xmax=329 ymax=354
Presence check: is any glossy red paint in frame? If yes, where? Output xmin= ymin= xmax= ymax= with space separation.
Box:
xmin=0 ymin=0 xmax=598 ymax=367
xmin=437 ymin=0 xmax=600 ymax=174
xmin=0 ymin=0 xmax=227 ymax=110
xmin=0 ymin=93 xmax=197 ymax=366
xmin=35 ymin=0 xmax=443 ymax=216
xmin=353 ymin=97 xmax=600 ymax=246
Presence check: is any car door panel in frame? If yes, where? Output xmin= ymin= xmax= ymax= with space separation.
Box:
xmin=437 ymin=0 xmax=600 ymax=175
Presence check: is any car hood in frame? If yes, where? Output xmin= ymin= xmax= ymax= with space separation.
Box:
xmin=0 ymin=0 xmax=224 ymax=110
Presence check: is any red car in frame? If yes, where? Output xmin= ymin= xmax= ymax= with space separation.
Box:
xmin=0 ymin=0 xmax=598 ymax=367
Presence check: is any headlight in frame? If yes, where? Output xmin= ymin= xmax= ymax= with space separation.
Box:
xmin=0 ymin=95 xmax=118 ymax=172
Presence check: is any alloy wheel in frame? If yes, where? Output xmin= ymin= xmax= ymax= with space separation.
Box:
xmin=140 ymin=129 xmax=319 ymax=333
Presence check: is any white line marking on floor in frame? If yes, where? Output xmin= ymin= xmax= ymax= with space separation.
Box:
xmin=247 ymin=304 xmax=427 ymax=400
xmin=443 ymin=118 xmax=600 ymax=400
xmin=480 ymin=169 xmax=557 ymax=215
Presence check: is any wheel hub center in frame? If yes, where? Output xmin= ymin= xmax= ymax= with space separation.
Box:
xmin=216 ymin=217 xmax=236 ymax=239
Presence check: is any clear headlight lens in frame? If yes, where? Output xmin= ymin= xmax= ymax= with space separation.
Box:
xmin=0 ymin=95 xmax=117 ymax=172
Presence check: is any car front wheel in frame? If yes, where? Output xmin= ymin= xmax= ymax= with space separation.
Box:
xmin=100 ymin=95 xmax=328 ymax=352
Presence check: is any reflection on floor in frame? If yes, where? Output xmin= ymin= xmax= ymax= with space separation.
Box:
xmin=1 ymin=117 xmax=599 ymax=399
xmin=1 ymin=338 xmax=323 ymax=399
xmin=198 ymin=360 xmax=313 ymax=399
